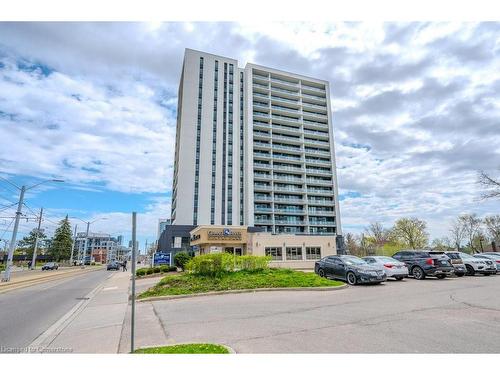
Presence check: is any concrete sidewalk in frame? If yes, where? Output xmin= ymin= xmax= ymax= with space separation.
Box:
xmin=31 ymin=270 xmax=130 ymax=353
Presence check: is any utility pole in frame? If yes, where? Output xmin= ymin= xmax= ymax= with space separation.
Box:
xmin=70 ymin=224 xmax=77 ymax=266
xmin=2 ymin=185 xmax=25 ymax=282
xmin=30 ymin=207 xmax=43 ymax=270
xmin=83 ymin=221 xmax=90 ymax=268
xmin=130 ymin=212 xmax=137 ymax=353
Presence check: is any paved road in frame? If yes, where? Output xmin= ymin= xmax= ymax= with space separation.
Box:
xmin=0 ymin=269 xmax=111 ymax=348
xmin=150 ymin=274 xmax=500 ymax=353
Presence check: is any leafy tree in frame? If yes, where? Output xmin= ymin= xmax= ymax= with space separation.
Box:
xmin=18 ymin=228 xmax=48 ymax=258
xmin=431 ymin=237 xmax=452 ymax=251
xmin=49 ymin=216 xmax=73 ymax=261
xmin=345 ymin=232 xmax=358 ymax=255
xmin=174 ymin=252 xmax=192 ymax=271
xmin=391 ymin=217 xmax=429 ymax=249
xmin=459 ymin=214 xmax=482 ymax=253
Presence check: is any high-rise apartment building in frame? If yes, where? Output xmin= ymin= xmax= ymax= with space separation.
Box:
xmin=171 ymin=49 xmax=342 ymax=238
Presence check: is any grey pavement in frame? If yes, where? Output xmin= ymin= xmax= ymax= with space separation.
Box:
xmin=37 ymin=270 xmax=130 ymax=353
xmin=146 ymin=274 xmax=500 ymax=353
xmin=0 ymin=269 xmax=110 ymax=348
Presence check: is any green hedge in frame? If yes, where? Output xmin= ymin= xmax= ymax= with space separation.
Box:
xmin=186 ymin=253 xmax=271 ymax=277
xmin=136 ymin=265 xmax=177 ymax=277
xmin=174 ymin=252 xmax=192 ymax=271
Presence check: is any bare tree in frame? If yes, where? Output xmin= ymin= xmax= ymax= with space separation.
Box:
xmin=391 ymin=217 xmax=429 ymax=249
xmin=459 ymin=214 xmax=482 ymax=253
xmin=365 ymin=222 xmax=389 ymax=248
xmin=449 ymin=217 xmax=466 ymax=251
xmin=345 ymin=232 xmax=358 ymax=255
xmin=478 ymin=170 xmax=500 ymax=200
xmin=484 ymin=215 xmax=500 ymax=241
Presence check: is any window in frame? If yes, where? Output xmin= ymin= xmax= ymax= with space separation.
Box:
xmin=265 ymin=247 xmax=282 ymax=261
xmin=286 ymin=247 xmax=302 ymax=261
xmin=306 ymin=247 xmax=321 ymax=260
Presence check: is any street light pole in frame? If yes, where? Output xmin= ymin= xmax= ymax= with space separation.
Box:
xmin=2 ymin=185 xmax=25 ymax=282
xmin=70 ymin=224 xmax=77 ymax=266
xmin=30 ymin=207 xmax=43 ymax=270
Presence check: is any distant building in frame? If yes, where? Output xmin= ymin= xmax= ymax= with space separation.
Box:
xmin=157 ymin=218 xmax=171 ymax=241
xmin=75 ymin=232 xmax=120 ymax=264
xmin=128 ymin=240 xmax=139 ymax=250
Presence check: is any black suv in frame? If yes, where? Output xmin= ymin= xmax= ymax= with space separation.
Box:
xmin=392 ymin=250 xmax=454 ymax=280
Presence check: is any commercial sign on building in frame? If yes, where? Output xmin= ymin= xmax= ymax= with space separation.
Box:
xmin=207 ymin=228 xmax=242 ymax=241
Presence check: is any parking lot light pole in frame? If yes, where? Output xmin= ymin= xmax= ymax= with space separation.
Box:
xmin=70 ymin=224 xmax=77 ymax=266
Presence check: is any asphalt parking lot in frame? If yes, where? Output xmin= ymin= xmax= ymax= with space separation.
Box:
xmin=149 ymin=274 xmax=500 ymax=353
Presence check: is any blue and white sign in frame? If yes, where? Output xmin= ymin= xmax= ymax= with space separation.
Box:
xmin=153 ymin=252 xmax=171 ymax=266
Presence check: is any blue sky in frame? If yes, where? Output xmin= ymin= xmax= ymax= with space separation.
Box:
xmin=0 ymin=22 xmax=499 ymax=249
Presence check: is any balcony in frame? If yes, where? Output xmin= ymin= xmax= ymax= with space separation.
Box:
xmin=253 ymin=103 xmax=269 ymax=111
xmin=301 ymin=84 xmax=326 ymax=93
xmin=306 ymin=158 xmax=331 ymax=166
xmin=254 ymin=194 xmax=272 ymax=201
xmin=272 ymin=154 xmax=302 ymax=162
xmin=274 ymin=175 xmax=304 ymax=183
xmin=254 ymin=172 xmax=271 ymax=180
xmin=271 ymin=86 xmax=300 ymax=97
xmin=308 ymin=209 xmax=335 ymax=215
xmin=254 ymin=141 xmax=271 ymax=149
xmin=272 ymin=114 xmax=301 ymax=125
xmin=253 ymin=130 xmax=270 ymax=139
xmin=274 ymin=196 xmax=305 ymax=203
xmin=254 ymin=219 xmax=273 ymax=225
xmin=253 ymin=82 xmax=269 ymax=89
xmin=306 ymin=168 xmax=332 ymax=176
xmin=271 ymin=105 xmax=300 ymax=114
xmin=303 ymin=129 xmax=329 ymax=138
xmin=306 ymin=178 xmax=332 ymax=185
xmin=302 ymin=101 xmax=327 ymax=110
xmin=271 ymin=95 xmax=299 ymax=105
xmin=253 ymin=162 xmax=272 ymax=170
xmin=254 ymin=152 xmax=271 ymax=160
xmin=271 ymin=77 xmax=299 ymax=86
xmin=272 ymin=144 xmax=302 ymax=153
xmin=254 ymin=183 xmax=273 ymax=191
xmin=274 ymin=186 xmax=304 ymax=193
xmin=303 ymin=111 xmax=328 ymax=120
xmin=271 ymin=124 xmax=301 ymax=135
xmin=307 ymin=188 xmax=334 ymax=195
xmin=275 ymin=219 xmax=305 ymax=225
xmin=308 ymin=198 xmax=334 ymax=205
xmin=303 ymin=138 xmax=330 ymax=146
xmin=274 ymin=208 xmax=305 ymax=214
xmin=254 ymin=92 xmax=269 ymax=99
xmin=304 ymin=148 xmax=330 ymax=157
xmin=273 ymin=164 xmax=304 ymax=173
xmin=254 ymin=206 xmax=273 ymax=212
xmin=302 ymin=93 xmax=327 ymax=102
xmin=272 ymin=134 xmax=302 ymax=144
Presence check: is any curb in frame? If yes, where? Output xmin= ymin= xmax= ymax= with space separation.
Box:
xmin=135 ymin=272 xmax=180 ymax=280
xmin=0 ymin=267 xmax=104 ymax=294
xmin=138 ymin=284 xmax=348 ymax=302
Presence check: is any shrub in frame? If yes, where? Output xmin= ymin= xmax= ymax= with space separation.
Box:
xmin=236 ymin=255 xmax=271 ymax=271
xmin=186 ymin=253 xmax=235 ymax=276
xmin=174 ymin=252 xmax=192 ymax=271
xmin=146 ymin=268 xmax=154 ymax=275
xmin=136 ymin=268 xmax=147 ymax=277
xmin=159 ymin=265 xmax=170 ymax=273
xmin=169 ymin=265 xmax=177 ymax=272
xmin=153 ymin=266 xmax=161 ymax=274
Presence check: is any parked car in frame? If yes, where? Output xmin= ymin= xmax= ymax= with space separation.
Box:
xmin=473 ymin=254 xmax=500 ymax=272
xmin=106 ymin=261 xmax=120 ymax=271
xmin=315 ymin=255 xmax=386 ymax=285
xmin=41 ymin=262 xmax=59 ymax=271
xmin=443 ymin=251 xmax=467 ymax=277
xmin=362 ymin=256 xmax=408 ymax=280
xmin=392 ymin=250 xmax=454 ymax=280
xmin=459 ymin=252 xmax=496 ymax=276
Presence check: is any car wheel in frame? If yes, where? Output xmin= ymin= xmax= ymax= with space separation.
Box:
xmin=346 ymin=272 xmax=357 ymax=285
xmin=318 ymin=268 xmax=325 ymax=278
xmin=412 ymin=266 xmax=425 ymax=280
xmin=456 ymin=273 xmax=465 ymax=277
xmin=436 ymin=274 xmax=446 ymax=279
xmin=394 ymin=276 xmax=404 ymax=281
xmin=483 ymin=273 xmax=491 ymax=276
xmin=465 ymin=265 xmax=475 ymax=276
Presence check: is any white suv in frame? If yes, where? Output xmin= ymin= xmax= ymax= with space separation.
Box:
xmin=459 ymin=252 xmax=497 ymax=276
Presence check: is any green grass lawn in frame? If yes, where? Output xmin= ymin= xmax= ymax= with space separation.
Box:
xmin=139 ymin=268 xmax=344 ymax=298
xmin=134 ymin=343 xmax=229 ymax=354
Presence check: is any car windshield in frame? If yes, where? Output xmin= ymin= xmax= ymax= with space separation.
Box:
xmin=483 ymin=253 xmax=500 ymax=258
xmin=445 ymin=253 xmax=460 ymax=259
xmin=342 ymin=256 xmax=367 ymax=265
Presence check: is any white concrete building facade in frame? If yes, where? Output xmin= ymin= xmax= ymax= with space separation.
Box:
xmin=171 ymin=49 xmax=342 ymax=238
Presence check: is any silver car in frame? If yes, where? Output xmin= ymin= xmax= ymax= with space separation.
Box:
xmin=459 ymin=252 xmax=497 ymax=276
xmin=473 ymin=254 xmax=500 ymax=272
xmin=363 ymin=256 xmax=409 ymax=280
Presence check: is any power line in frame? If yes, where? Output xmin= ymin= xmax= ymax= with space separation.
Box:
xmin=0 ymin=202 xmax=17 ymax=213
xmin=0 ymin=217 xmax=15 ymax=242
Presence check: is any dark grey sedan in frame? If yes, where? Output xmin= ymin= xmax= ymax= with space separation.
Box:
xmin=315 ymin=255 xmax=386 ymax=285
